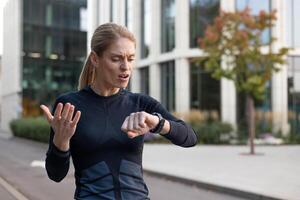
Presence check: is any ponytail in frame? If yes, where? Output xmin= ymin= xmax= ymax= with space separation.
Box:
xmin=78 ymin=53 xmax=95 ymax=90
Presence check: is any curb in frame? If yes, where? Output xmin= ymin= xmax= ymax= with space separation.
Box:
xmin=143 ymin=169 xmax=281 ymax=200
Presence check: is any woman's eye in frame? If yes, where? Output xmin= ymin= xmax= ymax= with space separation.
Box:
xmin=128 ymin=58 xmax=135 ymax=62
xmin=112 ymin=58 xmax=120 ymax=62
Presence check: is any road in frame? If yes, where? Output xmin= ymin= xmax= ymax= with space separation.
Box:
xmin=0 ymin=137 xmax=246 ymax=200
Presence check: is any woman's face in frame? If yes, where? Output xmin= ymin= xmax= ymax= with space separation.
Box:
xmin=95 ymin=37 xmax=135 ymax=90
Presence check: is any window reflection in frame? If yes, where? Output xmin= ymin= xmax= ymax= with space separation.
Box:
xmin=190 ymin=0 xmax=220 ymax=48
xmin=190 ymin=61 xmax=220 ymax=114
xmin=236 ymin=0 xmax=271 ymax=45
xmin=141 ymin=0 xmax=151 ymax=58
xmin=22 ymin=0 xmax=87 ymax=117
xmin=286 ymin=0 xmax=300 ymax=48
xmin=140 ymin=67 xmax=149 ymax=95
xmin=125 ymin=0 xmax=134 ymax=32
xmin=287 ymin=56 xmax=300 ymax=135
xmin=161 ymin=61 xmax=175 ymax=111
xmin=161 ymin=0 xmax=175 ymax=53
xmin=110 ymin=0 xmax=114 ymax=22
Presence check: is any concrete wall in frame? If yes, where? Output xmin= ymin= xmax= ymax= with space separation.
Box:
xmin=1 ymin=0 xmax=22 ymax=133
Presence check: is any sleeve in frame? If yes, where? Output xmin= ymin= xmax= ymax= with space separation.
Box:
xmin=143 ymin=95 xmax=198 ymax=147
xmin=45 ymin=97 xmax=71 ymax=182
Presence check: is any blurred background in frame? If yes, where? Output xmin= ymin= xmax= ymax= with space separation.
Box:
xmin=0 ymin=0 xmax=299 ymax=200
xmin=0 ymin=0 xmax=300 ymax=141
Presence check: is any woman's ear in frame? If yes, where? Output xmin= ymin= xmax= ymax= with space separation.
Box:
xmin=90 ymin=51 xmax=99 ymax=68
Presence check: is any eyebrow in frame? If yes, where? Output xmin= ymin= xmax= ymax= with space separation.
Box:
xmin=110 ymin=53 xmax=135 ymax=57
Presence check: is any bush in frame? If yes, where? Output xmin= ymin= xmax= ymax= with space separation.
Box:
xmin=191 ymin=121 xmax=233 ymax=144
xmin=285 ymin=133 xmax=300 ymax=144
xmin=10 ymin=117 xmax=50 ymax=143
xmin=173 ymin=110 xmax=234 ymax=144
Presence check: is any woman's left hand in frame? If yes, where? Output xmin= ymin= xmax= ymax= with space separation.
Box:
xmin=121 ymin=111 xmax=159 ymax=138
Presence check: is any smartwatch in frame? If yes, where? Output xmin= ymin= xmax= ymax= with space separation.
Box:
xmin=150 ymin=112 xmax=165 ymax=134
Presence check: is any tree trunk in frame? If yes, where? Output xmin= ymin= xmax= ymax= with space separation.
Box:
xmin=246 ymin=94 xmax=255 ymax=154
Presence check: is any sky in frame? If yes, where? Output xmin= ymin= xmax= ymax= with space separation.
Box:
xmin=0 ymin=0 xmax=9 ymax=55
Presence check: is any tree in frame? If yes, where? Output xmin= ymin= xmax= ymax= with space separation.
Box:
xmin=197 ymin=8 xmax=289 ymax=154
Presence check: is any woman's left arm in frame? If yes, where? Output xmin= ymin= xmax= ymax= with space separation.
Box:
xmin=150 ymin=103 xmax=198 ymax=147
xmin=121 ymin=95 xmax=198 ymax=147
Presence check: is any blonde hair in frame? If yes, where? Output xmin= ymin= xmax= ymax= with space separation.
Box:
xmin=78 ymin=23 xmax=136 ymax=90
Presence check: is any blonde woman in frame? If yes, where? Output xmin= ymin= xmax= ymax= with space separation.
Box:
xmin=40 ymin=23 xmax=197 ymax=200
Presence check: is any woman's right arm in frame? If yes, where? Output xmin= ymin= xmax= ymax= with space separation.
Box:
xmin=45 ymin=128 xmax=71 ymax=182
xmin=41 ymin=99 xmax=81 ymax=182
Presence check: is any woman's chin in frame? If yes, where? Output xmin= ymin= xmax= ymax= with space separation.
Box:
xmin=115 ymin=82 xmax=128 ymax=88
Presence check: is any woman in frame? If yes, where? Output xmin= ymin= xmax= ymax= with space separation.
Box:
xmin=40 ymin=23 xmax=197 ymax=200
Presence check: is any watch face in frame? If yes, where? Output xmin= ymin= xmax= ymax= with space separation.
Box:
xmin=153 ymin=112 xmax=163 ymax=120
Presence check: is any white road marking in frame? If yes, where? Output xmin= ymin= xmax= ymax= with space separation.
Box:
xmin=30 ymin=160 xmax=45 ymax=168
xmin=0 ymin=176 xmax=29 ymax=200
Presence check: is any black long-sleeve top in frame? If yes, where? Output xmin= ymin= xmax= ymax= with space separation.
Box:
xmin=45 ymin=85 xmax=197 ymax=200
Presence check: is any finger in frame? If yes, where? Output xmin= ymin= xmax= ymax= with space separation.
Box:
xmin=128 ymin=113 xmax=134 ymax=131
xmin=133 ymin=113 xmax=141 ymax=130
xmin=71 ymin=111 xmax=81 ymax=127
xmin=121 ymin=117 xmax=129 ymax=132
xmin=132 ymin=113 xmax=140 ymax=130
xmin=127 ymin=130 xmax=138 ymax=138
xmin=54 ymin=103 xmax=63 ymax=119
xmin=138 ymin=112 xmax=147 ymax=128
xmin=66 ymin=105 xmax=75 ymax=122
xmin=40 ymin=105 xmax=53 ymax=123
xmin=61 ymin=103 xmax=71 ymax=120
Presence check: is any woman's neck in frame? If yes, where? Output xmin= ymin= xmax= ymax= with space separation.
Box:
xmin=90 ymin=83 xmax=120 ymax=97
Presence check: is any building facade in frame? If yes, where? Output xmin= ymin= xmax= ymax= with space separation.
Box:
xmin=88 ymin=0 xmax=300 ymax=136
xmin=1 ymin=0 xmax=87 ymax=132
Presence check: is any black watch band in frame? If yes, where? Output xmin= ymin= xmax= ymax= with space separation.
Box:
xmin=150 ymin=112 xmax=165 ymax=134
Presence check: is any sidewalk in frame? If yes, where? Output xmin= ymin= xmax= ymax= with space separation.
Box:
xmin=143 ymin=144 xmax=300 ymax=200
xmin=0 ymin=183 xmax=17 ymax=200
xmin=0 ymin=133 xmax=298 ymax=200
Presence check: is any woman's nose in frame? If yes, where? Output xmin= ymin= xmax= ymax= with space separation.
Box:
xmin=120 ymin=60 xmax=130 ymax=70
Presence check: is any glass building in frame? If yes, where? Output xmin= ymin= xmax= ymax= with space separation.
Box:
xmin=87 ymin=0 xmax=298 ymax=136
xmin=22 ymin=0 xmax=87 ymax=116
xmin=1 ymin=0 xmax=87 ymax=131
xmin=0 ymin=0 xmax=294 ymax=135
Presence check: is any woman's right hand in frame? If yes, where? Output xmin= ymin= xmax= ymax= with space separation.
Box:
xmin=40 ymin=102 xmax=81 ymax=151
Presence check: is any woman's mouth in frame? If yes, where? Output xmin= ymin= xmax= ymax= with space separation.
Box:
xmin=118 ymin=74 xmax=129 ymax=81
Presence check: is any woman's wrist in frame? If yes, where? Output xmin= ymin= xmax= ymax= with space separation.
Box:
xmin=53 ymin=137 xmax=70 ymax=152
xmin=159 ymin=120 xmax=170 ymax=135
xmin=149 ymin=113 xmax=170 ymax=135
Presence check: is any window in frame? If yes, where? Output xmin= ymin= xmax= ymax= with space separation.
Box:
xmin=110 ymin=0 xmax=114 ymax=22
xmin=140 ymin=67 xmax=149 ymax=94
xmin=161 ymin=61 xmax=175 ymax=111
xmin=125 ymin=0 xmax=134 ymax=31
xmin=287 ymin=56 xmax=300 ymax=135
xmin=141 ymin=0 xmax=151 ymax=58
xmin=190 ymin=62 xmax=220 ymax=114
xmin=190 ymin=0 xmax=220 ymax=48
xmin=22 ymin=0 xmax=87 ymax=117
xmin=286 ymin=0 xmax=300 ymax=48
xmin=161 ymin=0 xmax=175 ymax=53
xmin=236 ymin=0 xmax=271 ymax=45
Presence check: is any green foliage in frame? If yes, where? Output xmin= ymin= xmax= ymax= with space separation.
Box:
xmin=191 ymin=121 xmax=233 ymax=144
xmin=197 ymin=8 xmax=290 ymax=101
xmin=285 ymin=133 xmax=300 ymax=144
xmin=10 ymin=117 xmax=50 ymax=143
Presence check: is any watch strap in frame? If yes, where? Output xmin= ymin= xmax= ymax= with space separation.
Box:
xmin=150 ymin=112 xmax=165 ymax=134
